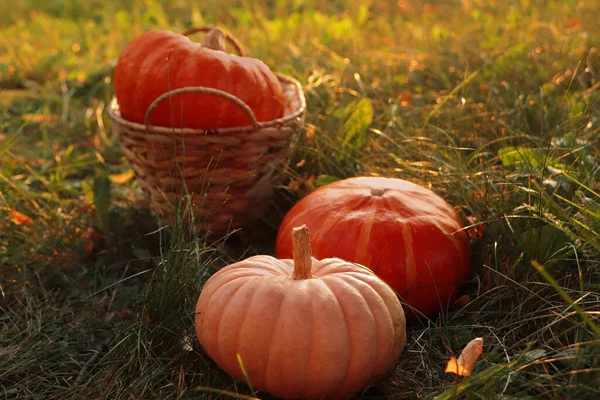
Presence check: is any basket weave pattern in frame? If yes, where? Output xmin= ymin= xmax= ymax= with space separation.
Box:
xmin=108 ymin=74 xmax=305 ymax=235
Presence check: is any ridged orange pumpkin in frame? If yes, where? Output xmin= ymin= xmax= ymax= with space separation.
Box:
xmin=195 ymin=225 xmax=406 ymax=400
xmin=113 ymin=27 xmax=285 ymax=129
xmin=276 ymin=177 xmax=471 ymax=321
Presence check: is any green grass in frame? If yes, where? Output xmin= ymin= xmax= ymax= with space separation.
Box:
xmin=2 ymin=0 xmax=600 ymax=398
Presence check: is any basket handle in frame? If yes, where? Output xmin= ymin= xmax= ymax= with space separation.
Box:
xmin=144 ymin=86 xmax=259 ymax=129
xmin=182 ymin=25 xmax=245 ymax=57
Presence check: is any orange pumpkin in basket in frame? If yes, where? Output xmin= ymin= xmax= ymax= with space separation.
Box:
xmin=113 ymin=27 xmax=285 ymax=129
xmin=275 ymin=177 xmax=472 ymax=321
xmin=195 ymin=225 xmax=406 ymax=400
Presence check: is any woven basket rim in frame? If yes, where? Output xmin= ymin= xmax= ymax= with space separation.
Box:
xmin=107 ymin=73 xmax=306 ymax=135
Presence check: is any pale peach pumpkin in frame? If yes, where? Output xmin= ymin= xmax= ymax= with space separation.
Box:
xmin=195 ymin=225 xmax=406 ymax=400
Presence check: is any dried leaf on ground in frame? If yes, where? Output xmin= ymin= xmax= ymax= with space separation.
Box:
xmin=109 ymin=169 xmax=135 ymax=184
xmin=10 ymin=210 xmax=33 ymax=225
xmin=445 ymin=337 xmax=484 ymax=376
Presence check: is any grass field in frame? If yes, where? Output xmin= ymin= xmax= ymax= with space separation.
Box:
xmin=2 ymin=0 xmax=600 ymax=398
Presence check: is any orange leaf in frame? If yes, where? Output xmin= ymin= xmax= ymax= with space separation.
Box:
xmin=398 ymin=91 xmax=412 ymax=107
xmin=10 ymin=210 xmax=33 ymax=225
xmin=465 ymin=215 xmax=485 ymax=240
xmin=109 ymin=169 xmax=135 ymax=184
xmin=305 ymin=123 xmax=316 ymax=140
xmin=74 ymin=204 xmax=94 ymax=216
xmin=565 ymin=18 xmax=579 ymax=29
xmin=480 ymin=82 xmax=489 ymax=96
xmin=445 ymin=337 xmax=483 ymax=376
xmin=453 ymin=294 xmax=471 ymax=308
xmin=84 ymin=241 xmax=94 ymax=255
xmin=21 ymin=113 xmax=59 ymax=124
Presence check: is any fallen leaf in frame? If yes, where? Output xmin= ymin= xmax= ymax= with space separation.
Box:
xmin=74 ymin=204 xmax=94 ymax=216
xmin=398 ymin=91 xmax=412 ymax=107
xmin=565 ymin=18 xmax=580 ymax=29
xmin=465 ymin=215 xmax=485 ymax=240
xmin=181 ymin=330 xmax=194 ymax=352
xmin=445 ymin=337 xmax=484 ymax=376
xmin=453 ymin=294 xmax=471 ymax=308
xmin=109 ymin=169 xmax=135 ymax=184
xmin=84 ymin=225 xmax=105 ymax=255
xmin=480 ymin=82 xmax=489 ymax=96
xmin=21 ymin=113 xmax=59 ymax=124
xmin=305 ymin=123 xmax=316 ymax=140
xmin=397 ymin=0 xmax=413 ymax=12
xmin=10 ymin=210 xmax=33 ymax=225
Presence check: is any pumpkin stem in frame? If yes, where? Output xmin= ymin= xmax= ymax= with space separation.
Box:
xmin=201 ymin=28 xmax=227 ymax=52
xmin=371 ymin=187 xmax=385 ymax=196
xmin=291 ymin=225 xmax=313 ymax=280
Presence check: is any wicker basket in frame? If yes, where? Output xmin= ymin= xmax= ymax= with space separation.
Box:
xmin=107 ymin=28 xmax=306 ymax=236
